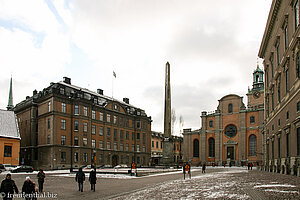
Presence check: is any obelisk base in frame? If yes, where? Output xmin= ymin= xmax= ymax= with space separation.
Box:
xmin=161 ymin=138 xmax=175 ymax=167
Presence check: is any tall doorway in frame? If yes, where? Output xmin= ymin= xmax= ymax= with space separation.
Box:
xmin=112 ymin=155 xmax=118 ymax=167
xmin=227 ymin=146 xmax=234 ymax=160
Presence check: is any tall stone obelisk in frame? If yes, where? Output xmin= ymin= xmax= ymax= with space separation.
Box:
xmin=162 ymin=62 xmax=174 ymax=165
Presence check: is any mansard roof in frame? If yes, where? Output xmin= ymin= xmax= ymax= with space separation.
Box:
xmin=0 ymin=109 xmax=20 ymax=139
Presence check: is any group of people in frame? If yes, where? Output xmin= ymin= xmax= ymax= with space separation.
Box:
xmin=0 ymin=169 xmax=45 ymax=200
xmin=75 ymin=167 xmax=97 ymax=192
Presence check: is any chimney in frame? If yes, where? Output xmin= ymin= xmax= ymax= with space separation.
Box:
xmin=97 ymin=89 xmax=103 ymax=95
xmin=123 ymin=98 xmax=129 ymax=104
xmin=33 ymin=90 xmax=37 ymax=95
xmin=183 ymin=128 xmax=192 ymax=133
xmin=63 ymin=77 xmax=71 ymax=84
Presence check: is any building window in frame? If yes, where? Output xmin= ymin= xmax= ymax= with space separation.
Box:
xmin=272 ymin=140 xmax=274 ymax=160
xmin=107 ymin=128 xmax=111 ymax=137
xmin=297 ymin=128 xmax=300 ymax=155
xmin=297 ymin=101 xmax=300 ymax=112
xmin=114 ymin=142 xmax=118 ymax=150
xmin=209 ymin=120 xmax=213 ymax=128
xmin=132 ymin=132 xmax=135 ymax=140
xmin=132 ymin=144 xmax=135 ymax=152
xmin=61 ymin=119 xmax=66 ymax=130
xmin=61 ymin=103 xmax=66 ymax=113
xmin=278 ymin=80 xmax=281 ymax=103
xmin=99 ymin=140 xmax=103 ymax=149
xmin=270 ymin=54 xmax=274 ymax=78
xmin=126 ymin=144 xmax=129 ymax=151
xmin=92 ymin=139 xmax=96 ymax=148
xmin=120 ymin=143 xmax=124 ymax=151
xmin=107 ymin=114 xmax=111 ymax=122
xmin=193 ymin=139 xmax=199 ymax=158
xmin=74 ymin=121 xmax=79 ymax=131
xmin=99 ymin=126 xmax=104 ymax=136
xmin=114 ymin=129 xmax=118 ymax=140
xmin=143 ymin=146 xmax=145 ymax=152
xmin=277 ymin=43 xmax=280 ymax=66
xmin=47 ymin=135 xmax=50 ymax=144
xmin=48 ymin=102 xmax=51 ymax=112
xmin=100 ymin=112 xmax=104 ymax=121
xmin=74 ymin=105 xmax=79 ymax=115
xmin=249 ymin=135 xmax=257 ymax=156
xmin=83 ymin=153 xmax=88 ymax=163
xmin=250 ymin=116 xmax=255 ymax=124
xmin=92 ymin=125 xmax=96 ymax=134
xmin=114 ymin=116 xmax=117 ymax=124
xmin=84 ymin=106 xmax=88 ymax=116
xmin=61 ymin=135 xmax=66 ymax=145
xmin=143 ymin=133 xmax=145 ymax=144
xmin=83 ymin=138 xmax=87 ymax=147
xmin=286 ymin=68 xmax=289 ymax=92
xmin=152 ymin=141 xmax=154 ymax=148
xmin=83 ymin=122 xmax=88 ymax=132
xmin=61 ymin=152 xmax=66 ymax=162
xmin=4 ymin=145 xmax=12 ymax=157
xmin=137 ymin=121 xmax=141 ymax=129
xmin=92 ymin=110 xmax=96 ymax=119
xmin=208 ymin=138 xmax=215 ymax=157
xmin=295 ymin=0 xmax=300 ymax=29
xmin=137 ymin=133 xmax=140 ymax=140
xmin=107 ymin=142 xmax=111 ymax=150
xmin=120 ymin=130 xmax=124 ymax=139
xmin=228 ymin=103 xmax=233 ymax=113
xmin=74 ymin=152 xmax=78 ymax=162
xmin=284 ymin=26 xmax=288 ymax=50
xmin=126 ymin=131 xmax=129 ymax=140
xmin=137 ymin=145 xmax=140 ymax=152
xmin=156 ymin=141 xmax=158 ymax=148
xmin=287 ymin=133 xmax=290 ymax=157
xmin=74 ymin=136 xmax=79 ymax=146
xmin=286 ymin=111 xmax=289 ymax=120
xmin=278 ymin=137 xmax=281 ymax=158
xmin=297 ymin=51 xmax=300 ymax=78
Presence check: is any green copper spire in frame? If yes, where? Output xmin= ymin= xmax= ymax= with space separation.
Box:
xmin=7 ymin=76 xmax=13 ymax=111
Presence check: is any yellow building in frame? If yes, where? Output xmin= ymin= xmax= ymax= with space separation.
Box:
xmin=0 ymin=109 xmax=21 ymax=165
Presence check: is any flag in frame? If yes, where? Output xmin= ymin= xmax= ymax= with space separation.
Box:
xmin=113 ymin=71 xmax=116 ymax=78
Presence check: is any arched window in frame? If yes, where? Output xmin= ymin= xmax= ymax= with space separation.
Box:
xmin=193 ymin=139 xmax=199 ymax=158
xmin=249 ymin=135 xmax=257 ymax=156
xmin=228 ymin=103 xmax=233 ymax=113
xmin=208 ymin=138 xmax=215 ymax=157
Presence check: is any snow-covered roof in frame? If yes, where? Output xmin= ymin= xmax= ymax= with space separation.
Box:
xmin=0 ymin=109 xmax=20 ymax=139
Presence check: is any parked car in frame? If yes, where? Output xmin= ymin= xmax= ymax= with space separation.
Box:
xmin=0 ymin=164 xmax=5 ymax=173
xmin=114 ymin=164 xmax=128 ymax=168
xmin=3 ymin=164 xmax=18 ymax=171
xmin=10 ymin=165 xmax=34 ymax=173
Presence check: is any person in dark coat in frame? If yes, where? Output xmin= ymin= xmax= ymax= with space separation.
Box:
xmin=0 ymin=174 xmax=19 ymax=200
xmin=75 ymin=168 xmax=85 ymax=192
xmin=202 ymin=163 xmax=206 ymax=173
xmin=89 ymin=168 xmax=97 ymax=192
xmin=22 ymin=177 xmax=35 ymax=200
xmin=37 ymin=169 xmax=45 ymax=192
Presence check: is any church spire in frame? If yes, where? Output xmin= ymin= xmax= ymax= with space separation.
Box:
xmin=7 ymin=76 xmax=14 ymax=111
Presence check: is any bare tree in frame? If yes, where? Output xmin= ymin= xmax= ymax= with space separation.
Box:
xmin=179 ymin=115 xmax=184 ymax=135
xmin=171 ymin=108 xmax=176 ymax=135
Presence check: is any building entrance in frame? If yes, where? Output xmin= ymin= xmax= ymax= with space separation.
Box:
xmin=227 ymin=147 xmax=234 ymax=160
xmin=112 ymin=155 xmax=118 ymax=167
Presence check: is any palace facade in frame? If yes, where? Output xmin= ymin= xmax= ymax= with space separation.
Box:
xmin=259 ymin=0 xmax=300 ymax=175
xmin=14 ymin=77 xmax=152 ymax=170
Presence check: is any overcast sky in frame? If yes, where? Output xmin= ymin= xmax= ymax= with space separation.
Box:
xmin=0 ymin=0 xmax=272 ymax=135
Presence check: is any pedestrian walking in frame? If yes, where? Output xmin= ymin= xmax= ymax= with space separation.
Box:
xmin=89 ymin=168 xmax=97 ymax=192
xmin=75 ymin=168 xmax=85 ymax=192
xmin=37 ymin=169 xmax=45 ymax=192
xmin=0 ymin=173 xmax=19 ymax=200
xmin=250 ymin=163 xmax=253 ymax=170
xmin=223 ymin=162 xmax=226 ymax=168
xmin=22 ymin=176 xmax=35 ymax=200
xmin=202 ymin=163 xmax=206 ymax=173
xmin=248 ymin=163 xmax=250 ymax=170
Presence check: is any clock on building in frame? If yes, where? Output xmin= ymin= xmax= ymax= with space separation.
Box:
xmin=253 ymin=91 xmax=261 ymax=99
xmin=224 ymin=125 xmax=237 ymax=138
